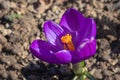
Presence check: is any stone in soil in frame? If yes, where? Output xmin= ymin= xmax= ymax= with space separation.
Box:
xmin=114 ymin=74 xmax=120 ymax=80
xmin=0 ymin=70 xmax=9 ymax=79
xmin=0 ymin=55 xmax=16 ymax=66
xmin=92 ymin=69 xmax=103 ymax=79
xmin=9 ymin=71 xmax=18 ymax=80
xmin=102 ymin=69 xmax=113 ymax=76
xmin=12 ymin=63 xmax=23 ymax=70
xmin=0 ymin=1 xmax=10 ymax=10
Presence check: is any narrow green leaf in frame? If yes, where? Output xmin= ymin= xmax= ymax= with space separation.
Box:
xmin=79 ymin=74 xmax=86 ymax=80
xmin=85 ymin=72 xmax=95 ymax=80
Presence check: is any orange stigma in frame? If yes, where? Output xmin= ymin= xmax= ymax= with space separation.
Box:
xmin=61 ymin=34 xmax=75 ymax=51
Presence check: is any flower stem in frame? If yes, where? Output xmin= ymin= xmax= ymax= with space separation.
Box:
xmin=73 ymin=61 xmax=85 ymax=75
xmin=72 ymin=61 xmax=95 ymax=80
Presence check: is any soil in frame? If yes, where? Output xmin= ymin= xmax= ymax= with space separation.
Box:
xmin=0 ymin=0 xmax=120 ymax=80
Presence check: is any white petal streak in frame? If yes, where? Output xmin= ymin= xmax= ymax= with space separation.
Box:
xmin=79 ymin=37 xmax=95 ymax=49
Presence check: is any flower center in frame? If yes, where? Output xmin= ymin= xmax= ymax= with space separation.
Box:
xmin=61 ymin=34 xmax=75 ymax=51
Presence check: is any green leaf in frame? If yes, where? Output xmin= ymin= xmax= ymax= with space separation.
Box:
xmin=85 ymin=72 xmax=95 ymax=80
xmin=72 ymin=76 xmax=78 ymax=80
xmin=79 ymin=74 xmax=86 ymax=80
xmin=7 ymin=13 xmax=22 ymax=21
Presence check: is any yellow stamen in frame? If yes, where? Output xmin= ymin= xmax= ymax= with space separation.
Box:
xmin=61 ymin=34 xmax=75 ymax=51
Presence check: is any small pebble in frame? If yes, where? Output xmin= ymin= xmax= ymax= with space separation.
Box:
xmin=114 ymin=74 xmax=120 ymax=80
xmin=9 ymin=71 xmax=18 ymax=80
xmin=1 ymin=1 xmax=10 ymax=10
xmin=103 ymin=69 xmax=113 ymax=76
xmin=12 ymin=63 xmax=23 ymax=70
xmin=1 ymin=72 xmax=9 ymax=79
xmin=93 ymin=69 xmax=103 ymax=79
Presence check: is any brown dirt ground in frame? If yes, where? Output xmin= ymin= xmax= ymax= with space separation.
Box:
xmin=0 ymin=0 xmax=120 ymax=80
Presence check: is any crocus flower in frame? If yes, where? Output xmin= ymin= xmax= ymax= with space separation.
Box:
xmin=30 ymin=8 xmax=96 ymax=64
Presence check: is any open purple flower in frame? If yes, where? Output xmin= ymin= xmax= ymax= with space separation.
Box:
xmin=30 ymin=8 xmax=96 ymax=64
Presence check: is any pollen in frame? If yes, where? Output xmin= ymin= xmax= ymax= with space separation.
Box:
xmin=61 ymin=34 xmax=75 ymax=50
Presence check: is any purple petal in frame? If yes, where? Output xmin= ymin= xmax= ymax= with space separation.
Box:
xmin=30 ymin=40 xmax=62 ymax=64
xmin=54 ymin=50 xmax=72 ymax=64
xmin=60 ymin=8 xmax=96 ymax=47
xmin=44 ymin=20 xmax=64 ymax=49
xmin=77 ymin=18 xmax=96 ymax=46
xmin=60 ymin=8 xmax=85 ymax=32
xmin=59 ymin=8 xmax=84 ymax=46
xmin=71 ymin=40 xmax=96 ymax=64
xmin=30 ymin=40 xmax=72 ymax=64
